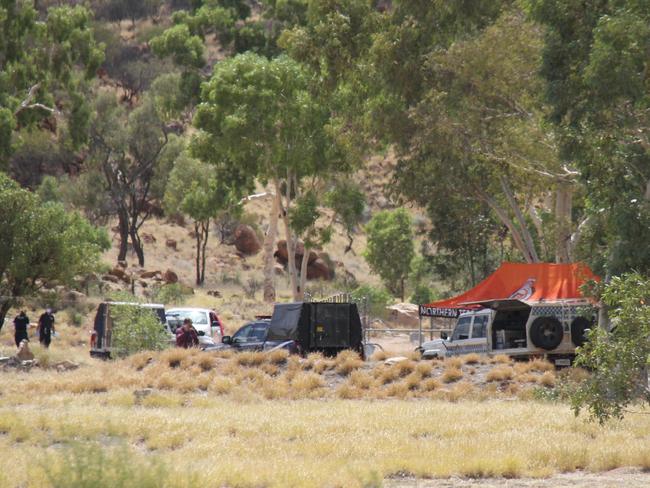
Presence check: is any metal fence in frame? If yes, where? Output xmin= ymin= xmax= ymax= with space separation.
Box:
xmin=306 ymin=291 xmax=452 ymax=348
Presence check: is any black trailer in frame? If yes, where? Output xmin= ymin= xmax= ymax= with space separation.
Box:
xmin=266 ymin=302 xmax=364 ymax=357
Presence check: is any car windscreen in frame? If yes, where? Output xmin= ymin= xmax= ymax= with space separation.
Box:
xmin=451 ymin=316 xmax=472 ymax=341
xmin=166 ymin=310 xmax=208 ymax=325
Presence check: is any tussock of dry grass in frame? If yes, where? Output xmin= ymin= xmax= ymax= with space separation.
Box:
xmin=444 ymin=357 xmax=463 ymax=369
xmin=461 ymin=353 xmax=482 ymax=365
xmin=349 ymin=370 xmax=374 ymax=390
xmin=334 ymin=351 xmax=364 ymax=376
xmin=490 ymin=354 xmax=512 ymax=364
xmin=414 ymin=361 xmax=432 ymax=377
xmin=235 ymin=351 xmax=266 ymax=367
xmin=267 ymin=349 xmax=289 ymax=365
xmin=441 ymin=366 xmax=463 ymax=384
xmin=291 ymin=372 xmax=325 ymax=397
xmin=420 ymin=377 xmax=442 ymax=392
xmin=486 ymin=365 xmax=515 ymax=382
xmin=539 ymin=371 xmax=556 ymax=387
xmin=392 ymin=360 xmax=416 ymax=378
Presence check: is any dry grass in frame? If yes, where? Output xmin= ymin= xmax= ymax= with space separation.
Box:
xmin=334 ymin=350 xmax=364 ymax=376
xmin=441 ymin=366 xmax=463 ymax=384
xmin=444 ymin=356 xmax=463 ymax=369
xmin=486 ymin=365 xmax=515 ymax=382
xmin=490 ymin=354 xmax=512 ymax=364
xmin=461 ymin=353 xmax=483 ymax=365
xmin=5 ymin=395 xmax=636 ymax=488
xmin=539 ymin=371 xmax=556 ymax=387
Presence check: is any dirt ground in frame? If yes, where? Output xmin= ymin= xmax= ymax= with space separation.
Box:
xmin=386 ymin=468 xmax=650 ymax=487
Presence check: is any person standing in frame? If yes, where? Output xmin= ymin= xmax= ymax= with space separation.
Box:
xmin=175 ymin=318 xmax=199 ymax=348
xmin=37 ymin=308 xmax=56 ymax=349
xmin=13 ymin=311 xmax=30 ymax=348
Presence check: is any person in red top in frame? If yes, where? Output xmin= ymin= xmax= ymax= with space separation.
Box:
xmin=176 ymin=318 xmax=199 ymax=348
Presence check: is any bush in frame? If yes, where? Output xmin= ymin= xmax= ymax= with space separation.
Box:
xmin=152 ymin=283 xmax=191 ymax=305
xmin=110 ymin=303 xmax=169 ymax=357
xmin=351 ymin=284 xmax=392 ymax=318
xmin=410 ymin=284 xmax=435 ymax=305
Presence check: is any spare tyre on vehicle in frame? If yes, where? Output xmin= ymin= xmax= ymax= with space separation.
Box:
xmin=529 ymin=316 xmax=563 ymax=350
xmin=570 ymin=316 xmax=592 ymax=347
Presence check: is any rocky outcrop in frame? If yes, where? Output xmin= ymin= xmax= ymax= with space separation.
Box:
xmin=233 ymin=224 xmax=261 ymax=255
xmin=163 ymin=269 xmax=179 ymax=284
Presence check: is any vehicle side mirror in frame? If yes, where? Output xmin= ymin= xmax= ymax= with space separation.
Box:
xmin=440 ymin=331 xmax=448 ymax=340
xmin=197 ymin=330 xmax=205 ymax=336
xmin=222 ymin=336 xmax=232 ymax=344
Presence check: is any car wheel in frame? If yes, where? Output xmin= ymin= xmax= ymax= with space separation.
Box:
xmin=570 ymin=316 xmax=592 ymax=347
xmin=530 ymin=316 xmax=563 ymax=350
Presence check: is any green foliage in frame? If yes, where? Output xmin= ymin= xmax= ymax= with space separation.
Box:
xmin=152 ymin=283 xmax=193 ymax=306
xmin=364 ymin=208 xmax=415 ymax=301
xmin=36 ymin=175 xmax=62 ymax=203
xmin=110 ymin=302 xmax=170 ymax=357
xmin=529 ymin=0 xmax=650 ymax=276
xmin=150 ymin=23 xmax=205 ymax=68
xmin=0 ymin=2 xmax=103 ymax=161
xmin=351 ymin=284 xmax=392 ymax=318
xmin=325 ymin=179 xmax=365 ymax=252
xmin=43 ymin=443 xmax=170 ymax=488
xmin=410 ymin=285 xmax=435 ymax=306
xmin=571 ymin=273 xmax=650 ymax=423
xmin=0 ymin=173 xmax=109 ymax=328
xmin=164 ymin=153 xmax=231 ymax=222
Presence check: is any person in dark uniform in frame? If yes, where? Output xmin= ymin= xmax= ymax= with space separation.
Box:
xmin=37 ymin=309 xmax=56 ymax=348
xmin=13 ymin=311 xmax=30 ymax=348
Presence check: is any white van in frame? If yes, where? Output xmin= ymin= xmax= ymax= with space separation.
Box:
xmin=419 ymin=299 xmax=595 ymax=366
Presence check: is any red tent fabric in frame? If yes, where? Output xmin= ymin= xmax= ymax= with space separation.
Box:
xmin=419 ymin=262 xmax=599 ymax=317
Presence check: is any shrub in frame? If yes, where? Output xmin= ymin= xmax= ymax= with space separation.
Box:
xmin=152 ymin=283 xmax=191 ymax=305
xmin=410 ymin=284 xmax=434 ymax=305
xmin=111 ymin=304 xmax=169 ymax=357
xmin=351 ymin=284 xmax=392 ymax=318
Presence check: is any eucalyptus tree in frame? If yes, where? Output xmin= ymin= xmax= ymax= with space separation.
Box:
xmin=0 ymin=173 xmax=109 ymax=331
xmin=0 ymin=2 xmax=103 ymax=163
xmin=192 ymin=53 xmax=350 ymax=301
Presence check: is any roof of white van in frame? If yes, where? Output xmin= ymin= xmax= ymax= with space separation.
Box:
xmin=166 ymin=307 xmax=212 ymax=313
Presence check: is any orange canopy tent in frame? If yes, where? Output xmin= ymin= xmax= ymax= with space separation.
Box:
xmin=419 ymin=262 xmax=599 ymax=317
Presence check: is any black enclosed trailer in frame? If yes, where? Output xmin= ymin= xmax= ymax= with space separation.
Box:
xmin=266 ymin=302 xmax=364 ymax=357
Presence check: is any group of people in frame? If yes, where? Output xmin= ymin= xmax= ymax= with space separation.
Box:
xmin=12 ymin=309 xmax=56 ymax=349
xmin=11 ymin=308 xmax=198 ymax=350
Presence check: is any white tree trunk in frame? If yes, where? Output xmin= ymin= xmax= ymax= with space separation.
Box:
xmin=262 ymin=190 xmax=280 ymax=303
xmin=276 ymin=176 xmax=300 ymax=301
xmin=299 ymin=246 xmax=310 ymax=300
xmin=500 ymin=176 xmax=540 ymax=262
xmin=477 ymin=187 xmax=538 ymax=263
xmin=555 ymin=183 xmax=573 ymax=263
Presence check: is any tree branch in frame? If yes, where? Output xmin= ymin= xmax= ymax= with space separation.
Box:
xmin=14 ymin=84 xmax=60 ymax=116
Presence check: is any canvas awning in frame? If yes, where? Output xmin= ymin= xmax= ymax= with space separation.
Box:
xmin=419 ymin=262 xmax=599 ymax=317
